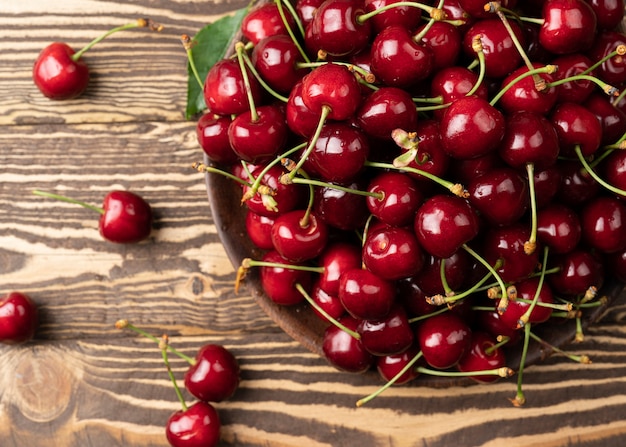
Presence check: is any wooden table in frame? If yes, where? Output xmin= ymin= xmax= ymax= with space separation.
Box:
xmin=2 ymin=1 xmax=626 ymax=446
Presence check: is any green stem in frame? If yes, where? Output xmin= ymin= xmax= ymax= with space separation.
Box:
xmin=275 ymin=0 xmax=310 ymax=63
xmin=243 ymin=258 xmax=325 ymax=274
xmin=461 ymin=243 xmax=507 ymax=311
xmin=575 ymin=145 xmax=626 ymax=197
xmin=510 ymin=322 xmax=532 ymax=406
xmin=33 ymin=189 xmax=105 ymax=214
xmin=239 ymin=47 xmax=289 ymax=103
xmin=235 ymin=42 xmax=258 ymax=121
xmin=415 ymin=365 xmax=512 ymax=378
xmin=161 ymin=337 xmax=189 ymax=411
xmin=181 ymin=35 xmax=204 ymax=90
xmin=116 ymin=320 xmax=196 ymax=365
xmin=490 ymin=65 xmax=557 ymax=107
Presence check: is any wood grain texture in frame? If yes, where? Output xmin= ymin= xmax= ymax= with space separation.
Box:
xmin=1 ymin=1 xmax=626 ymax=446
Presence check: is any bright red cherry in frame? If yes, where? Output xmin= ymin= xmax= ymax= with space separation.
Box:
xmin=241 ymin=2 xmax=296 ymax=44
xmin=581 ymin=196 xmax=626 ymax=254
xmin=539 ymin=0 xmax=597 ymax=54
xmin=270 ymin=209 xmax=329 ymax=262
xmin=165 ymin=401 xmax=221 ymax=447
xmin=322 ymin=315 xmax=374 ymax=373
xmin=32 ymin=42 xmax=89 ymax=100
xmin=417 ymin=312 xmax=471 ymax=370
xmin=259 ymin=250 xmax=313 ymax=305
xmin=339 ymin=268 xmax=396 ymax=320
xmin=362 ymin=226 xmax=425 ymax=281
xmin=99 ymin=191 xmax=153 ymax=244
xmin=456 ymin=331 xmax=507 ymax=383
xmin=0 ymin=292 xmax=38 ymax=344
xmin=301 ymin=62 xmax=362 ymax=121
xmin=184 ymin=344 xmax=240 ymax=403
xmin=357 ymin=304 xmax=414 ymax=356
xmin=196 ymin=114 xmax=237 ymax=165
xmin=203 ymin=58 xmax=263 ymax=116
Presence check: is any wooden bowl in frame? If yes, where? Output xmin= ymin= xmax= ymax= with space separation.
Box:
xmin=205 ymin=162 xmax=624 ymax=387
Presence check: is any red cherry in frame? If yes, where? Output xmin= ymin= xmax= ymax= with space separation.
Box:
xmin=318 ymin=242 xmax=362 ymax=296
xmin=165 ymin=401 xmax=221 ymax=447
xmin=99 ymin=191 xmax=153 ymax=244
xmin=245 ymin=210 xmax=275 ymax=250
xmin=0 ymin=292 xmax=38 ymax=344
xmin=322 ymin=315 xmax=374 ymax=373
xmin=339 ymin=268 xmax=395 ymax=320
xmin=550 ymin=101 xmax=603 ymax=158
xmin=376 ymin=345 xmax=421 ymax=385
xmin=457 ymin=331 xmax=507 ymax=383
xmin=362 ymin=226 xmax=425 ymax=281
xmin=228 ymin=104 xmax=288 ymax=164
xmin=301 ymin=62 xmax=362 ymax=121
xmin=539 ymin=0 xmax=597 ymax=54
xmin=196 ymin=114 xmax=237 ymax=165
xmin=241 ymin=2 xmax=296 ymax=45
xmin=32 ymin=42 xmax=89 ymax=100
xmin=536 ymin=203 xmax=582 ymax=254
xmin=417 ymin=312 xmax=471 ymax=370
xmin=184 ymin=344 xmax=240 ymax=403
xmin=270 ymin=209 xmax=329 ymax=262
xmin=498 ymin=277 xmax=554 ymax=329
xmin=357 ymin=304 xmax=414 ymax=356
xmin=259 ymin=250 xmax=312 ymax=306
xmin=581 ymin=196 xmax=626 ymax=254
xmin=203 ymin=58 xmax=263 ymax=116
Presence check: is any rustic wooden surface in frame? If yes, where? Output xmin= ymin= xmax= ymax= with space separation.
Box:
xmin=2 ymin=1 xmax=626 ymax=446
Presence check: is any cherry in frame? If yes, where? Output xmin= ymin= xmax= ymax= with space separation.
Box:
xmin=313 ymin=178 xmax=370 ymax=230
xmin=305 ymin=0 xmax=372 ymax=57
xmin=242 ymin=164 xmax=304 ymax=217
xmin=196 ymin=114 xmax=237 ymax=165
xmin=357 ymin=304 xmax=414 ymax=356
xmin=555 ymin=160 xmax=601 ymax=207
xmin=602 ymin=150 xmax=626 ymax=195
xmin=538 ymin=0 xmax=597 ymax=54
xmin=245 ymin=210 xmax=275 ymax=250
xmin=228 ymin=103 xmax=288 ymax=164
xmin=458 ymin=0 xmax=517 ymax=18
xmin=270 ymin=209 xmax=329 ymax=262
xmin=165 ymin=401 xmax=221 ymax=447
xmin=33 ymin=19 xmax=161 ymax=100
xmin=296 ymin=0 xmax=326 ymax=27
xmin=241 ymin=2 xmax=296 ymax=45
xmin=456 ymin=331 xmax=507 ymax=383
xmin=414 ymin=194 xmax=481 ymax=259
xmin=429 ymin=66 xmax=488 ymax=119
xmin=362 ymin=225 xmax=425 ymax=281
xmin=322 ymin=315 xmax=374 ymax=373
xmin=370 ymin=25 xmax=434 ymax=88
xmin=203 ymin=58 xmax=263 ymax=116
xmin=286 ymin=80 xmax=324 ymax=138
xmin=587 ymin=31 xmax=626 ymax=85
xmin=476 ymin=307 xmax=521 ymax=345
xmin=412 ymin=250 xmax=472 ymax=297
xmin=310 ymin=281 xmax=346 ymax=321
xmin=581 ymin=196 xmax=626 ymax=254
xmin=33 ymin=189 xmax=153 ymax=244
xmin=301 ymin=62 xmax=362 ymax=121
xmin=467 ymin=167 xmax=529 ymax=227
xmin=482 ymin=223 xmax=540 ymax=283
xmin=318 ymin=242 xmax=362 ymax=296
xmin=536 ymin=203 xmax=582 ymax=254
xmin=550 ymin=53 xmax=596 ymax=103
xmin=439 ymin=95 xmax=506 ymax=160
xmin=583 ymin=93 xmax=626 ymax=146
xmin=498 ymin=64 xmax=558 ymax=116
xmin=548 ymin=249 xmax=605 ymax=296
xmin=0 ymin=292 xmax=38 ymax=344
xmin=416 ymin=312 xmax=471 ymax=370
xmin=339 ymin=268 xmax=395 ymax=320
xmin=363 ymin=0 xmax=422 ymax=32
xmin=184 ymin=344 xmax=240 ymax=403
xmin=259 ymin=250 xmax=313 ymax=305
xmin=251 ymin=34 xmax=308 ymax=95
xmin=587 ymin=0 xmax=625 ymax=31
xmin=416 ymin=20 xmax=462 ymax=71
xmin=533 ymin=166 xmax=562 ymax=209
xmin=356 ymin=87 xmax=419 ymax=140
xmin=366 ymin=171 xmax=423 ymax=227
xmin=376 ymin=345 xmax=421 ymax=385
xmin=498 ymin=277 xmax=554 ymax=330
xmin=550 ymin=101 xmax=603 ymax=158
xmin=396 ymin=276 xmax=441 ymax=318
xmin=399 ymin=119 xmax=451 ymax=184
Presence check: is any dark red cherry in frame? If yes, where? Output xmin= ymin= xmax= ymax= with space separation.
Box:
xmin=376 ymin=345 xmax=421 ymax=385
xmin=318 ymin=242 xmax=362 ymax=296
xmin=357 ymin=304 xmax=414 ymax=356
xmin=203 ymin=58 xmax=263 ymax=116
xmin=245 ymin=210 xmax=275 ymax=250
xmin=539 ymin=0 xmax=597 ymax=54
xmin=482 ymin=223 xmax=540 ymax=283
xmin=548 ymin=249 xmax=604 ymax=296
xmin=339 ymin=268 xmax=396 ymax=320
xmin=313 ymin=179 xmax=370 ymax=230
xmin=581 ymin=195 xmax=626 ymax=253
xmin=362 ymin=226 xmax=425 ymax=280
xmin=476 ymin=307 xmax=521 ymax=345
xmin=551 ymin=53 xmax=596 ymax=103
xmin=196 ymin=114 xmax=237 ymax=165
xmin=251 ymin=34 xmax=308 ymax=94
xmin=242 ymin=165 xmax=304 ymax=217
xmin=165 ymin=401 xmax=220 ymax=447
xmin=414 ymin=194 xmax=480 ymax=258
xmin=356 ymin=87 xmax=419 ymax=140
xmin=366 ymin=171 xmax=423 ymax=227
xmin=430 ymin=66 xmax=488 ymax=119
xmin=533 ymin=166 xmax=562 ymax=209
xmin=32 ymin=42 xmax=89 ymax=100
xmin=270 ymin=209 xmax=329 ymax=262
xmin=184 ymin=344 xmax=240 ymax=403
xmin=587 ymin=0 xmax=625 ymax=30
xmin=0 ymin=292 xmax=38 ymax=344
xmin=228 ymin=104 xmax=288 ymax=163
xmin=458 ymin=0 xmax=517 ymax=18
xmin=301 ymin=62 xmax=362 ymax=120
xmin=416 ymin=20 xmax=462 ymax=70
xmin=310 ymin=280 xmax=346 ymax=321
xmin=364 ymin=0 xmax=422 ymax=32
xmin=587 ymin=30 xmax=626 ymax=85
xmin=259 ymin=250 xmax=313 ymax=305
xmin=550 ymin=101 xmax=603 ymax=157
xmin=498 ymin=277 xmax=554 ymax=329
xmin=602 ymin=150 xmax=626 ymax=196
xmin=498 ymin=63 xmax=558 ymax=116
xmin=583 ymin=93 xmax=626 ymax=146
xmin=555 ymin=160 xmax=601 ymax=207
xmin=439 ymin=95 xmax=506 ymax=160
xmin=99 ymin=191 xmax=153 ymax=244
xmin=536 ymin=203 xmax=582 ymax=254
xmin=241 ymin=2 xmax=296 ymax=44
xmin=412 ymin=250 xmax=472 ymax=297
xmin=322 ymin=315 xmax=375 ymax=373
xmin=396 ymin=276 xmax=441 ymax=318
xmin=456 ymin=331 xmax=507 ymax=383
xmin=417 ymin=312 xmax=471 ymax=370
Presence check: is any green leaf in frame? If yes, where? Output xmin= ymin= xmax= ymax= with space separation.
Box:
xmin=185 ymin=6 xmax=250 ymax=119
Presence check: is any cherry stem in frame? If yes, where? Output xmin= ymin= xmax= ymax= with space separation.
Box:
xmin=160 ymin=335 xmax=189 ymax=411
xmin=484 ymin=336 xmax=511 ymax=356
xmin=517 ymin=246 xmax=549 ymax=328
xmin=239 ymin=44 xmax=290 ymax=103
xmin=295 ymin=283 xmax=360 ymax=339
xmin=461 ymin=243 xmax=507 ymax=312
xmin=191 ymin=162 xmax=252 ymax=188
xmin=72 ymin=18 xmax=163 ymax=61
xmin=235 ymin=41 xmax=259 ymax=121
xmin=585 ymin=45 xmax=626 ymax=80
xmin=33 ymin=189 xmax=104 ymax=214
xmin=528 ymin=331 xmax=591 ymax=364
xmin=510 ymin=322 xmax=531 ymax=407
xmin=355 ymin=350 xmax=424 ymax=407
xmin=547 ymin=74 xmax=619 ymax=97
xmin=428 ymin=260 xmax=501 ymax=306
xmin=241 ymin=257 xmax=325 ymax=274
xmin=181 ymin=34 xmax=204 ymax=90
xmin=411 ymin=0 xmax=445 ymax=43
xmin=467 ymin=35 xmax=487 ymax=97
xmin=575 ymin=315 xmax=585 ymax=343
xmin=524 ymin=162 xmax=538 ymax=255
xmin=574 ymin=145 xmax=626 ymax=197
xmin=416 ymin=365 xmax=514 ymax=378
xmin=364 ymin=160 xmax=468 ymax=198
xmin=115 ymin=319 xmax=196 ymax=365
xmin=288 ymin=176 xmax=383 ymax=200
xmin=357 ymin=1 xmax=445 ymax=25
xmin=275 ymin=0 xmax=310 ymax=63
xmin=296 ymin=61 xmax=375 ymax=84
xmin=490 ymin=65 xmax=557 ymax=107
xmin=407 ymin=305 xmax=450 ymax=324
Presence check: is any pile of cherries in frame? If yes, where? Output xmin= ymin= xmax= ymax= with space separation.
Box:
xmin=196 ymin=0 xmax=626 ymax=406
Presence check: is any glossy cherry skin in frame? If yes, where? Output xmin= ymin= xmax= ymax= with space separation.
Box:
xmin=370 ymin=25 xmax=434 ymax=88
xmin=311 ymin=280 xmax=346 ymax=321
xmin=362 ymin=226 xmax=425 ymax=281
xmin=482 ymin=223 xmax=540 ymax=283
xmin=414 ymin=194 xmax=480 ymax=259
xmin=417 ymin=312 xmax=471 ymax=370
xmin=364 ymin=0 xmax=421 ymax=32
xmin=99 ymin=191 xmax=152 ymax=244
xmin=401 ymin=119 xmax=451 ymax=184
xmin=467 ymin=167 xmax=529 ymax=227
xmin=339 ymin=268 xmax=395 ymax=320
xmin=301 ymin=62 xmax=362 ymax=120
xmin=184 ymin=344 xmax=240 ymax=403
xmin=539 ymin=0 xmax=597 ymax=54
xmin=587 ymin=31 xmax=626 ymax=85
xmin=498 ymin=277 xmax=554 ymax=330
xmin=376 ymin=345 xmax=421 ymax=385
xmin=581 ymin=196 xmax=626 ymax=254
xmin=456 ymin=331 xmax=507 ymax=383
xmin=245 ymin=211 xmax=275 ymax=250
xmin=356 ymin=87 xmax=418 ymax=140
xmin=366 ymin=171 xmax=423 ymax=227
xmin=498 ymin=64 xmax=558 ymax=116
xmin=430 ymin=66 xmax=488 ymax=119
xmin=203 ymin=59 xmax=263 ymax=116
xmin=305 ymin=0 xmax=372 ymax=57
xmin=286 ymin=80 xmax=321 ymax=138
xmin=259 ymin=250 xmax=312 ymax=305
xmin=536 ymin=203 xmax=582 ymax=254
xmin=548 ymin=250 xmax=604 ymax=296
xmin=588 ymin=0 xmax=625 ymax=30
xmin=0 ymin=292 xmax=38 ymax=344
xmin=412 ymin=250 xmax=472 ymax=296
xmin=551 ymin=53 xmax=595 ymax=103
xmin=228 ymin=104 xmax=288 ymax=164
xmin=416 ymin=20 xmax=462 ymax=71
xmin=296 ymin=0 xmax=325 ymax=27
xmin=242 ymin=165 xmax=304 ymax=218
xmin=584 ymin=93 xmax=626 ymax=146
xmin=602 ymin=150 xmax=626 ymax=196
xmin=165 ymin=401 xmax=220 ymax=447
xmin=241 ymin=2 xmax=295 ymax=44
xmin=251 ymin=34 xmax=308 ymax=94
xmin=439 ymin=95 xmax=505 ymax=160
xmin=555 ymin=160 xmax=600 ymax=207
xmin=322 ymin=315 xmax=374 ymax=373
xmin=33 ymin=42 xmax=90 ymax=100
xmin=270 ymin=209 xmax=329 ymax=262
xmin=550 ymin=101 xmax=603 ymax=157
xmin=196 ymin=114 xmax=237 ymax=165
xmin=318 ymin=242 xmax=362 ymax=296
xmin=357 ymin=304 xmax=414 ymax=356
xmin=458 ymin=0 xmax=517 ymax=18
